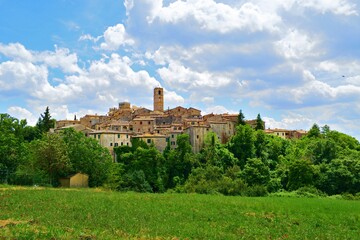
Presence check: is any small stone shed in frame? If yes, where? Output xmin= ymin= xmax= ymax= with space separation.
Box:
xmin=59 ymin=173 xmax=89 ymax=188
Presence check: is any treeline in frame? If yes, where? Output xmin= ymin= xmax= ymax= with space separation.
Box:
xmin=1 ymin=110 xmax=360 ymax=197
xmin=0 ymin=111 xmax=112 ymax=187
xmin=114 ymin=123 xmax=360 ymax=197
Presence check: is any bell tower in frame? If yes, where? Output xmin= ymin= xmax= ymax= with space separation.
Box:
xmin=153 ymin=87 xmax=164 ymax=112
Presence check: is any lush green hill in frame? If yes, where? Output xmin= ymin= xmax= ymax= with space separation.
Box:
xmin=1 ymin=185 xmax=359 ymax=239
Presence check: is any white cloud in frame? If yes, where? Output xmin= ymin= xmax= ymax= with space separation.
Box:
xmin=37 ymin=46 xmax=81 ymax=73
xmin=158 ymin=61 xmax=231 ymax=91
xmin=275 ymin=29 xmax=322 ymax=60
xmin=297 ymin=0 xmax=358 ymax=16
xmin=100 ymin=24 xmax=135 ymax=50
xmin=147 ymin=0 xmax=281 ymax=33
xmin=201 ymin=97 xmax=214 ymax=104
xmin=164 ymin=89 xmax=185 ymax=108
xmin=0 ymin=42 xmax=33 ymax=62
xmin=79 ymin=34 xmax=102 ymax=43
xmin=203 ymin=105 xmax=236 ymax=115
xmin=7 ymin=106 xmax=37 ymax=126
xmin=0 ymin=43 xmax=81 ymax=73
xmin=0 ymin=61 xmax=48 ymax=91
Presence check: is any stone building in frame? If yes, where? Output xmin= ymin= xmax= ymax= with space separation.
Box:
xmin=153 ymin=87 xmax=164 ymax=112
xmin=55 ymin=87 xmax=306 ymax=155
xmin=88 ymin=130 xmax=132 ymax=158
xmin=185 ymin=125 xmax=211 ymax=153
xmin=132 ymin=133 xmax=168 ymax=152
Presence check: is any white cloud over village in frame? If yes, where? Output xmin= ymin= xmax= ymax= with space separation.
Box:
xmin=0 ymin=0 xmax=360 ymax=139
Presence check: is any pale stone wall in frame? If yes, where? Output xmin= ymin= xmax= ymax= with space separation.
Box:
xmin=133 ymin=134 xmax=168 ymax=152
xmin=185 ymin=126 xmax=211 ymax=153
xmin=209 ymin=121 xmax=236 ymax=144
xmin=131 ymin=117 xmax=155 ymax=134
xmin=153 ymin=87 xmax=164 ymax=112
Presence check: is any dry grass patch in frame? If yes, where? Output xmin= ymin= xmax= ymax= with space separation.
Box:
xmin=0 ymin=219 xmax=29 ymax=228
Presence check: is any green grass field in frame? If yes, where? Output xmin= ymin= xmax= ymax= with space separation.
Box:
xmin=0 ymin=185 xmax=359 ymax=239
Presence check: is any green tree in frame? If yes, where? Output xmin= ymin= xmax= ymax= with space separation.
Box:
xmin=0 ymin=114 xmax=28 ymax=180
xmin=199 ymin=132 xmax=238 ymax=170
xmin=29 ymin=133 xmax=71 ymax=185
xmin=36 ymin=107 xmax=55 ymax=133
xmin=255 ymin=113 xmax=264 ymax=130
xmin=241 ymin=158 xmax=270 ymax=186
xmin=287 ymin=159 xmax=315 ymax=190
xmin=165 ymin=134 xmax=195 ymax=188
xmin=307 ymin=123 xmax=321 ymax=138
xmin=60 ymin=128 xmax=113 ymax=187
xmin=227 ymin=124 xmax=255 ymax=167
xmin=237 ymin=110 xmax=246 ymax=126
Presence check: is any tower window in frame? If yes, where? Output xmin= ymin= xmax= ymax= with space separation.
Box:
xmin=158 ymin=90 xmax=161 ymax=95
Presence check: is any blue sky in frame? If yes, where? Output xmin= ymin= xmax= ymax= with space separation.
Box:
xmin=1 ymin=0 xmax=360 ymax=139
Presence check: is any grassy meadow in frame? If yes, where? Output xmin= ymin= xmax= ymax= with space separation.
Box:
xmin=0 ymin=185 xmax=359 ymax=239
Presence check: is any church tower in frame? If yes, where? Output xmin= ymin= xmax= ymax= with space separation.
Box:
xmin=153 ymin=87 xmax=164 ymax=112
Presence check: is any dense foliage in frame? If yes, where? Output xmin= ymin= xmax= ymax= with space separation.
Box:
xmin=115 ymin=123 xmax=360 ymax=197
xmin=0 ymin=112 xmax=113 ymax=187
xmin=1 ymin=111 xmax=360 ymax=197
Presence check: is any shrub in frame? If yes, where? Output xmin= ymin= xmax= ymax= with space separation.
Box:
xmin=245 ymin=185 xmax=268 ymax=197
xmin=296 ymin=186 xmax=327 ymax=198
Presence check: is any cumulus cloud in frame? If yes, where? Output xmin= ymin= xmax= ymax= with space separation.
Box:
xmin=203 ymin=105 xmax=237 ymax=115
xmin=0 ymin=43 xmax=81 ymax=73
xmin=146 ymin=0 xmax=281 ymax=33
xmin=0 ymin=42 xmax=33 ymax=62
xmin=7 ymin=106 xmax=37 ymax=125
xmin=164 ymin=89 xmax=185 ymax=108
xmin=275 ymin=30 xmax=322 ymax=60
xmin=0 ymin=61 xmax=48 ymax=91
xmin=158 ymin=61 xmax=231 ymax=91
xmin=297 ymin=0 xmax=358 ymax=16
xmin=100 ymin=24 xmax=135 ymax=50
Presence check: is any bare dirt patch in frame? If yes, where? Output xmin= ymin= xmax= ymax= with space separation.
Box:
xmin=0 ymin=219 xmax=29 ymax=228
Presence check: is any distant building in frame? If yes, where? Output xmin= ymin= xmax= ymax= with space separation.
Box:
xmin=59 ymin=173 xmax=89 ymax=188
xmin=185 ymin=125 xmax=211 ymax=153
xmin=88 ymin=130 xmax=132 ymax=158
xmin=55 ymin=87 xmax=304 ymax=154
xmin=154 ymin=87 xmax=164 ymax=112
xmin=265 ymin=128 xmax=307 ymax=139
xmin=132 ymin=133 xmax=168 ymax=152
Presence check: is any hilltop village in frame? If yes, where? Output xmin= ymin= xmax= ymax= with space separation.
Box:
xmin=55 ymin=88 xmax=307 ymax=158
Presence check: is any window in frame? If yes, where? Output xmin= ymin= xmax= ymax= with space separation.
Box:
xmin=110 ymin=143 xmax=113 ymax=146
xmin=126 ymin=143 xmax=129 ymax=146
xmin=171 ymin=141 xmax=175 ymax=145
xmin=147 ymin=139 xmax=151 ymax=144
xmin=93 ymin=135 xmax=96 ymax=139
xmin=114 ymin=143 xmax=118 ymax=147
xmin=98 ymin=134 xmax=100 ymax=139
xmin=166 ymin=137 xmax=169 ymax=142
xmin=196 ymin=135 xmax=199 ymax=139
xmin=126 ymin=134 xmax=128 ymax=138
xmin=140 ymin=121 xmax=142 ymax=125
xmin=158 ymin=90 xmax=161 ymax=95
xmin=121 ymin=142 xmax=123 ymax=146
xmin=117 ymin=134 xmax=120 ymax=138
xmin=148 ymin=121 xmax=151 ymax=125
xmin=171 ymin=134 xmax=174 ymax=138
